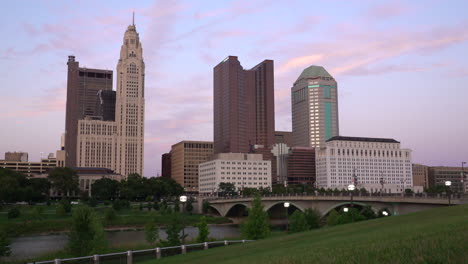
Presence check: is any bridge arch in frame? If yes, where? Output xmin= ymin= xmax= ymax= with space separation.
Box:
xmin=264 ymin=201 xmax=305 ymax=213
xmin=224 ymin=203 xmax=250 ymax=217
xmin=321 ymin=202 xmax=373 ymax=217
xmin=207 ymin=205 xmax=222 ymax=216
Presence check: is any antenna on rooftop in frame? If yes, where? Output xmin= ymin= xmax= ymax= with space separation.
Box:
xmin=132 ymin=12 xmax=135 ymax=26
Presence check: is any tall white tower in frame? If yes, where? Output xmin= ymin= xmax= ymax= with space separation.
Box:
xmin=116 ymin=21 xmax=145 ymax=176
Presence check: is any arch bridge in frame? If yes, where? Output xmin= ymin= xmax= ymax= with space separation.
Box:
xmin=201 ymin=193 xmax=466 ymax=218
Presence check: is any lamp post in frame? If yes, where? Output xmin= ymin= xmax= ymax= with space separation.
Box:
xmin=348 ymin=184 xmax=355 ymax=222
xmin=179 ymin=195 xmax=187 ymax=244
xmin=462 ymin=162 xmax=466 ymax=193
xmin=343 ymin=207 xmax=349 ymax=213
xmin=445 ymin=181 xmax=451 ymax=205
xmin=382 ymin=211 xmax=389 ymax=216
xmin=284 ymin=202 xmax=290 ymax=232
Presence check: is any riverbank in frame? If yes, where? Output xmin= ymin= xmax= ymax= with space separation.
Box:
xmin=139 ymin=204 xmax=468 ymax=264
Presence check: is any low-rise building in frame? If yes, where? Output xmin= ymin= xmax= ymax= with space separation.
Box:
xmin=412 ymin=163 xmax=429 ymax=189
xmin=4 ymin=152 xmax=29 ymax=162
xmin=428 ymin=166 xmax=466 ymax=193
xmin=0 ymin=158 xmax=57 ymax=177
xmin=198 ymin=153 xmax=272 ymax=194
xmin=316 ymin=136 xmax=413 ymax=193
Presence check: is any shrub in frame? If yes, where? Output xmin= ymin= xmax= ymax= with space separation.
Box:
xmin=59 ymin=199 xmax=72 ymax=213
xmin=104 ymin=208 xmax=117 ymax=223
xmin=196 ymin=216 xmax=209 ymax=242
xmin=304 ymin=208 xmax=321 ymax=229
xmin=202 ymin=200 xmax=210 ymax=214
xmin=88 ymin=198 xmax=98 ymax=207
xmin=56 ymin=203 xmax=67 ymax=216
xmin=174 ymin=201 xmax=180 ymax=212
xmin=327 ymin=210 xmax=340 ymax=226
xmin=186 ymin=198 xmax=194 ymax=214
xmin=241 ymin=195 xmax=270 ymax=239
xmin=162 ymin=213 xmax=183 ymax=246
xmin=0 ymin=231 xmax=11 ymax=257
xmin=7 ymin=207 xmax=20 ymax=219
xmin=289 ymin=211 xmax=309 ymax=233
xmin=112 ymin=199 xmax=130 ymax=211
xmin=68 ymin=205 xmax=107 ymax=256
xmin=144 ymin=221 xmax=159 ymax=246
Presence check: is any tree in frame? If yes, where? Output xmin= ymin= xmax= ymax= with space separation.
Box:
xmin=196 ymin=216 xmax=209 ymax=242
xmin=91 ymin=178 xmax=120 ymax=201
xmin=186 ymin=197 xmax=194 ymax=214
xmin=304 ymin=208 xmax=321 ymax=229
xmin=174 ymin=200 xmax=180 ymax=212
xmin=202 ymin=200 xmax=210 ymax=214
xmin=7 ymin=207 xmax=20 ymax=219
xmin=48 ymin=167 xmax=79 ymax=196
xmin=68 ymin=205 xmax=107 ymax=256
xmin=218 ymin=182 xmax=236 ymax=197
xmin=327 ymin=210 xmax=340 ymax=226
xmin=163 ymin=213 xmax=183 ymax=246
xmin=145 ymin=221 xmax=159 ymax=246
xmin=289 ymin=211 xmax=309 ymax=233
xmin=360 ymin=206 xmax=377 ymax=220
xmin=0 ymin=231 xmax=11 ymax=257
xmin=241 ymin=195 xmax=270 ymax=239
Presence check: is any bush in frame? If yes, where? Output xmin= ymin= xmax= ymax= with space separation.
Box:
xmin=174 ymin=201 xmax=180 ymax=212
xmin=196 ymin=216 xmax=209 ymax=242
xmin=104 ymin=208 xmax=118 ymax=223
xmin=241 ymin=195 xmax=270 ymax=239
xmin=162 ymin=213 xmax=183 ymax=246
xmin=7 ymin=207 xmax=20 ymax=219
xmin=68 ymin=205 xmax=107 ymax=256
xmin=186 ymin=198 xmax=194 ymax=214
xmin=56 ymin=203 xmax=67 ymax=216
xmin=88 ymin=198 xmax=98 ymax=207
xmin=202 ymin=200 xmax=210 ymax=214
xmin=145 ymin=221 xmax=159 ymax=246
xmin=112 ymin=199 xmax=130 ymax=211
xmin=327 ymin=210 xmax=340 ymax=226
xmin=59 ymin=199 xmax=72 ymax=213
xmin=304 ymin=208 xmax=320 ymax=229
xmin=289 ymin=211 xmax=309 ymax=233
xmin=0 ymin=231 xmax=11 ymax=257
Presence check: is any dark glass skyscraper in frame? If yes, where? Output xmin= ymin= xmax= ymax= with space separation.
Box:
xmin=65 ymin=55 xmax=113 ymax=167
xmin=213 ymin=56 xmax=275 ymax=154
xmin=95 ymin=90 xmax=116 ymax=121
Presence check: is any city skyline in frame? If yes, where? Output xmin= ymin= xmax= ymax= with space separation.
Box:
xmin=1 ymin=0 xmax=468 ymax=176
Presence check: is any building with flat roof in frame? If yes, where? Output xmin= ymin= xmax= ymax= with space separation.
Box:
xmin=171 ymin=141 xmax=213 ymax=192
xmin=412 ymin=164 xmax=429 ymax=189
xmin=198 ymin=153 xmax=272 ymax=194
xmin=0 ymin=158 xmax=57 ymax=177
xmin=161 ymin=153 xmax=171 ymax=178
xmin=428 ymin=166 xmax=466 ymax=193
xmin=213 ymin=56 xmax=275 ymax=154
xmin=291 ymin=65 xmax=339 ymax=148
xmin=4 ymin=152 xmax=28 ymax=162
xmin=65 ymin=55 xmax=113 ymax=167
xmin=274 ymin=131 xmax=292 ymax=146
xmin=95 ymin=90 xmax=116 ymax=121
xmin=287 ymin=147 xmax=315 ymax=185
xmin=316 ymin=136 xmax=412 ymax=193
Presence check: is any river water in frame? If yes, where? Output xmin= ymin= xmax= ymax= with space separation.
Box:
xmin=5 ymin=225 xmax=240 ymax=261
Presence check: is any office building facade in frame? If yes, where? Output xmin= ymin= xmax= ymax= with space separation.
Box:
xmin=291 ymin=66 xmax=339 ymax=148
xmin=287 ymin=147 xmax=315 ymax=185
xmin=198 ymin=153 xmax=272 ymax=194
xmin=4 ymin=152 xmax=28 ymax=162
xmin=95 ymin=90 xmax=116 ymax=121
xmin=171 ymin=141 xmax=213 ymax=192
xmin=65 ymin=56 xmax=113 ymax=167
xmin=161 ymin=153 xmax=171 ymax=178
xmin=412 ymin=163 xmax=429 ymax=189
xmin=316 ymin=136 xmax=412 ymax=193
xmin=428 ymin=166 xmax=466 ymax=193
xmin=213 ymin=56 xmax=275 ymax=154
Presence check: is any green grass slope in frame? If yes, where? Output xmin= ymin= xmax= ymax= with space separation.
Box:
xmin=143 ymin=204 xmax=468 ymax=264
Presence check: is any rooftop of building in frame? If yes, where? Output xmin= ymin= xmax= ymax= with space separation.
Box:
xmin=211 ymin=153 xmax=265 ymax=161
xmin=326 ymin=136 xmax=400 ymax=143
xmin=296 ymin=65 xmax=332 ymax=82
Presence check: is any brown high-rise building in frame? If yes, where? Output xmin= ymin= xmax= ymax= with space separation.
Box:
xmin=412 ymin=164 xmax=429 ymax=188
xmin=213 ymin=56 xmax=274 ymax=154
xmin=274 ymin=131 xmax=292 ymax=146
xmin=65 ymin=56 xmax=112 ymax=167
xmin=287 ymin=147 xmax=315 ymax=185
xmin=161 ymin=153 xmax=171 ymax=178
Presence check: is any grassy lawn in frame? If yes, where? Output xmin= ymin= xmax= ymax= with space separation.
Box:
xmin=139 ymin=204 xmax=468 ymax=264
xmin=0 ymin=204 xmax=230 ymax=236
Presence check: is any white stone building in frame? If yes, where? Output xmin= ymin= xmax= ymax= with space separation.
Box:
xmin=76 ymin=21 xmax=145 ymax=176
xmin=316 ymin=136 xmax=413 ymax=193
xmin=198 ymin=153 xmax=272 ymax=194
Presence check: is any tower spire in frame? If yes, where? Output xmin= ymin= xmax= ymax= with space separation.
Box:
xmin=132 ymin=12 xmax=135 ymax=26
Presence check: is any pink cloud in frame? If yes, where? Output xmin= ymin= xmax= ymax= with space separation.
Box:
xmin=365 ymin=2 xmax=407 ymax=19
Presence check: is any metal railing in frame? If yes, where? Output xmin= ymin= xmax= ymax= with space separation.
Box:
xmin=31 ymin=240 xmax=254 ymax=264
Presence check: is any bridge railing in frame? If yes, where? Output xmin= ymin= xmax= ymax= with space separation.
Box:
xmin=204 ymin=192 xmax=462 ymax=201
xmin=31 ymin=240 xmax=254 ymax=264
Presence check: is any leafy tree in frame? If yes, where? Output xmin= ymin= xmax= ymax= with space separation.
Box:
xmin=196 ymin=216 xmax=209 ymax=242
xmin=59 ymin=199 xmax=72 ymax=214
xmin=163 ymin=213 xmax=183 ymax=246
xmin=186 ymin=197 xmax=194 ymax=214
xmin=0 ymin=231 xmax=11 ymax=257
xmin=0 ymin=168 xmax=28 ymax=203
xmin=68 ymin=205 xmax=107 ymax=256
xmin=218 ymin=182 xmax=237 ymax=197
xmin=104 ymin=208 xmax=117 ymax=223
xmin=48 ymin=167 xmax=79 ymax=196
xmin=304 ymin=208 xmax=321 ymax=229
xmin=145 ymin=221 xmax=159 ymax=246
xmin=202 ymin=200 xmax=210 ymax=214
xmin=241 ymin=195 xmax=270 ymax=239
xmin=289 ymin=211 xmax=309 ymax=233
xmin=7 ymin=207 xmax=20 ymax=219
xmin=174 ymin=200 xmax=180 ymax=212
xmin=242 ymin=187 xmax=259 ymax=196
xmin=338 ymin=208 xmax=366 ymax=224
xmin=327 ymin=210 xmax=340 ymax=226
xmin=91 ymin=178 xmax=120 ymax=201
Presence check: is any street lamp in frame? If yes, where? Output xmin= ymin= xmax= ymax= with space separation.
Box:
xmin=179 ymin=195 xmax=187 ymax=244
xmin=382 ymin=211 xmax=389 ymax=216
xmin=462 ymin=162 xmax=466 ymax=193
xmin=348 ymin=184 xmax=355 ymax=222
xmin=284 ymin=202 xmax=290 ymax=231
xmin=445 ymin=181 xmax=451 ymax=205
xmin=343 ymin=207 xmax=349 ymax=213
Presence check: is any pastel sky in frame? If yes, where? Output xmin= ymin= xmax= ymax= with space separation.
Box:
xmin=1 ymin=0 xmax=467 ymax=176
